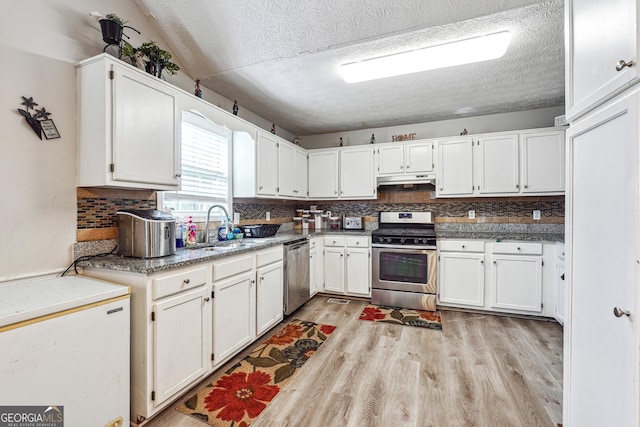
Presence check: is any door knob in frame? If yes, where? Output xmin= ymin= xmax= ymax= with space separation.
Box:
xmin=613 ymin=307 xmax=631 ymax=317
xmin=616 ymin=59 xmax=635 ymax=71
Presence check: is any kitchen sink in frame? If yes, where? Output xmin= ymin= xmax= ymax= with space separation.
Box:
xmin=201 ymin=241 xmax=249 ymax=251
xmin=187 ymin=237 xmax=281 ymax=252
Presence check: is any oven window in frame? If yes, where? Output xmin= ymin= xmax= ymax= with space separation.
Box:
xmin=379 ymin=252 xmax=428 ymax=284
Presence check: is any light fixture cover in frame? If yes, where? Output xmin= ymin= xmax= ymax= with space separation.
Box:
xmin=340 ymin=31 xmax=511 ymax=83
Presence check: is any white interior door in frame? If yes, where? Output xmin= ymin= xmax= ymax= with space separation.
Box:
xmin=567 ymin=92 xmax=638 ymax=426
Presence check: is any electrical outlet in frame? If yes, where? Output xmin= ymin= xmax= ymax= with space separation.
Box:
xmin=468 ymin=210 xmax=476 ymax=220
xmin=233 ymin=212 xmax=240 ymax=224
xmin=266 ymin=211 xmax=271 ymax=221
xmin=533 ymin=210 xmax=541 ymax=220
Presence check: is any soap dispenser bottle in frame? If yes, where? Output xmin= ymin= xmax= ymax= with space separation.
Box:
xmin=186 ymin=216 xmax=197 ymax=246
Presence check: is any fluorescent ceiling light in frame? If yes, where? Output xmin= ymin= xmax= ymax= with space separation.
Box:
xmin=340 ymin=31 xmax=511 ymax=83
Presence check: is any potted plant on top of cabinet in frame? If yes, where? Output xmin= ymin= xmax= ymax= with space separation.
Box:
xmin=137 ymin=41 xmax=180 ymax=79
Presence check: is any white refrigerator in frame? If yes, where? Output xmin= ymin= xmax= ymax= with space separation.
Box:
xmin=0 ymin=276 xmax=130 ymax=427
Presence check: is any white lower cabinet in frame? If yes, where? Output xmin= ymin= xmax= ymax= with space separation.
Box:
xmin=490 ymin=254 xmax=543 ymax=313
xmin=82 ymin=264 xmax=210 ymax=424
xmin=554 ymin=243 xmax=566 ymax=325
xmin=309 ymin=237 xmax=324 ymax=296
xmin=439 ymin=252 xmax=485 ymax=307
xmin=323 ymin=246 xmax=345 ymax=293
xmin=212 ymin=246 xmax=284 ymax=366
xmin=323 ymin=236 xmax=371 ymax=297
xmin=82 ymin=245 xmax=285 ymax=425
xmin=438 ymin=239 xmax=553 ymax=317
xmin=153 ymin=287 xmax=208 ymax=406
xmin=212 ymin=270 xmax=255 ymax=364
xmin=256 ymin=248 xmax=284 ymax=337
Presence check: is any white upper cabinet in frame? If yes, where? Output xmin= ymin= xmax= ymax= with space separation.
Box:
xmin=377 ymin=140 xmax=434 ymax=184
xmin=277 ymin=139 xmax=307 ymax=198
xmin=436 ymin=129 xmax=564 ymax=198
xmin=77 ymin=54 xmax=180 ymax=190
xmin=294 ymin=147 xmax=308 ymax=198
xmin=566 ymin=0 xmax=639 ymax=121
xmin=476 ymin=134 xmax=520 ymax=194
xmin=406 ymin=141 xmax=435 ymax=174
xmin=308 ymin=149 xmax=339 ymax=198
xmin=277 ymin=140 xmax=296 ymax=197
xmin=340 ymin=146 xmax=376 ymax=199
xmin=378 ymin=144 xmax=404 ymax=175
xmin=436 ymin=137 xmax=474 ymax=196
xmin=521 ymin=130 xmax=565 ymax=193
xmin=256 ymin=131 xmax=278 ymax=197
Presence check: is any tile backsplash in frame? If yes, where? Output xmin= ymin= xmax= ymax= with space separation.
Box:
xmin=77 ymin=185 xmax=564 ymax=239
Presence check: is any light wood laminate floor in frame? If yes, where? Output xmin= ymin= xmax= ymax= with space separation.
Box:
xmin=146 ymin=295 xmax=563 ymax=427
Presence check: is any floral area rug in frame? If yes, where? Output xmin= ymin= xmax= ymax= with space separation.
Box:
xmin=176 ymin=319 xmax=336 ymax=426
xmin=359 ymin=304 xmax=443 ymax=330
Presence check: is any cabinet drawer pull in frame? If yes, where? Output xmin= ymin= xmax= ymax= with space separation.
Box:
xmin=560 ymin=274 xmax=565 ymax=280
xmin=613 ymin=307 xmax=631 ymax=317
xmin=462 ymin=245 xmax=465 ymax=249
xmin=616 ymin=59 xmax=635 ymax=71
xmin=183 ymin=278 xmax=190 ymax=285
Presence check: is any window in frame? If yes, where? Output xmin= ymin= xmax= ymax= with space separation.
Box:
xmin=160 ymin=110 xmax=232 ymax=221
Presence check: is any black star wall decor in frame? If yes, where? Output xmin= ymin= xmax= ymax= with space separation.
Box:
xmin=17 ymin=96 xmax=60 ymax=140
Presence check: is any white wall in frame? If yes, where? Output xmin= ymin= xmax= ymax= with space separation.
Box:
xmin=0 ymin=1 xmax=290 ymax=281
xmin=300 ymin=106 xmax=564 ymax=148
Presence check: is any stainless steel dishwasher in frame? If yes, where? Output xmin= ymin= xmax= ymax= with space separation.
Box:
xmin=283 ymin=237 xmax=311 ymax=315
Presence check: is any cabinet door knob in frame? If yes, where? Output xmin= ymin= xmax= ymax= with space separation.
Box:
xmin=561 ymin=274 xmax=565 ymax=280
xmin=462 ymin=245 xmax=465 ymax=249
xmin=493 ymin=260 xmax=497 ymax=264
xmin=516 ymin=184 xmax=519 ymax=189
xmin=174 ymin=173 xmax=181 ymax=178
xmin=260 ymin=276 xmax=264 ymax=281
xmin=204 ymin=297 xmax=210 ymax=302
xmin=406 ymin=165 xmax=410 ymax=169
xmin=480 ymin=260 xmax=484 ymax=264
xmin=517 ymin=247 xmax=521 ymax=251
xmin=613 ymin=307 xmax=631 ymax=317
xmin=616 ymin=59 xmax=635 ymax=71
xmin=259 ymin=186 xmax=263 ymax=190
xmin=183 ymin=279 xmax=190 ymax=285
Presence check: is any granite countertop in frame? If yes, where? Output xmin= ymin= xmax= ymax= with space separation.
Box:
xmin=436 ymin=231 xmax=564 ymax=242
xmin=434 ymin=223 xmax=564 ymax=243
xmin=80 ymin=230 xmax=372 ymax=275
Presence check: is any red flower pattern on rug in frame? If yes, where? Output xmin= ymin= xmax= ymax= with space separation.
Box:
xmin=359 ymin=306 xmax=386 ymax=321
xmin=264 ymin=323 xmax=303 ymax=345
xmin=359 ymin=304 xmax=442 ymax=330
xmin=177 ymin=319 xmax=336 ymax=426
xmin=203 ymin=371 xmax=279 ymax=422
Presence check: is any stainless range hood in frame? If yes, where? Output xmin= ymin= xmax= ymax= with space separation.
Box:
xmin=376 ymin=174 xmax=436 ymax=186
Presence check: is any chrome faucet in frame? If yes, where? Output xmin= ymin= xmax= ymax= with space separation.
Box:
xmin=204 ymin=204 xmax=230 ymax=244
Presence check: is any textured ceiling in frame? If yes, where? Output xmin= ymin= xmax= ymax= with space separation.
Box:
xmin=133 ymin=0 xmax=564 ymax=136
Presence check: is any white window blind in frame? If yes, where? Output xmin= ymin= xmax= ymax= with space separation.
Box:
xmin=161 ymin=111 xmax=232 ymax=220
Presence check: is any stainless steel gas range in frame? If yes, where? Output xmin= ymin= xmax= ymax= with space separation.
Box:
xmin=371 ymin=211 xmax=437 ymax=311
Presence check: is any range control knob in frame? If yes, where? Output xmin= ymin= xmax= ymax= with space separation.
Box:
xmin=400 ymin=237 xmax=406 ymax=244
xmin=414 ymin=238 xmax=420 ymax=244
xmin=422 ymin=238 xmax=429 ymax=244
xmin=386 ymin=237 xmax=393 ymax=244
xmin=377 ymin=236 xmax=385 ymax=243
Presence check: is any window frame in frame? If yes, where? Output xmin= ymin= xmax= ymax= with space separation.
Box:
xmin=158 ymin=109 xmax=233 ymax=222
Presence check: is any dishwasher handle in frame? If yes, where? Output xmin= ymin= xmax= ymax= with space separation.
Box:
xmin=284 ymin=238 xmax=309 ymax=251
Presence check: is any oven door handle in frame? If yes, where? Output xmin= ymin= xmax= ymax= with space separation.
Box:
xmin=372 ymin=244 xmax=437 ymax=250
